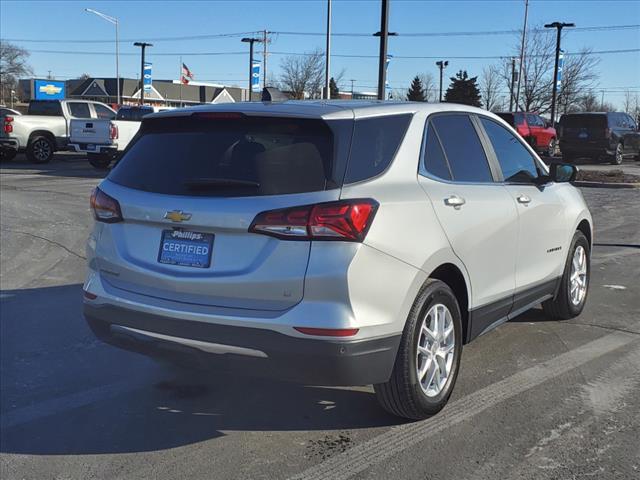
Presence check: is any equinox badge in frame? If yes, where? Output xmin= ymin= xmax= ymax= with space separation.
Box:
xmin=164 ymin=210 xmax=192 ymax=222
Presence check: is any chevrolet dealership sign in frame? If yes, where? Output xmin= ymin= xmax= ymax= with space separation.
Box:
xmin=34 ymin=79 xmax=66 ymax=100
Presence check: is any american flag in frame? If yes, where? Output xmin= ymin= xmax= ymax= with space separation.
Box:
xmin=181 ymin=63 xmax=194 ymax=84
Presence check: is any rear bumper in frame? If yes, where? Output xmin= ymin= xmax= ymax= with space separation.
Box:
xmin=0 ymin=138 xmax=19 ymax=152
xmin=559 ymin=140 xmax=613 ymax=157
xmin=84 ymin=303 xmax=401 ymax=386
xmin=69 ymin=143 xmax=117 ymax=155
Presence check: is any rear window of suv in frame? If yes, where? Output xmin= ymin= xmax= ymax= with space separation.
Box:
xmin=560 ymin=114 xmax=607 ymax=129
xmin=109 ymin=115 xmax=346 ymax=197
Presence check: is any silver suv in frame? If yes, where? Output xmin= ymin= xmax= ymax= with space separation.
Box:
xmin=83 ymin=102 xmax=592 ymax=419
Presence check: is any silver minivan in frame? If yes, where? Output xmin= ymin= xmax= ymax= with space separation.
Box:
xmin=84 ymin=101 xmax=592 ymax=419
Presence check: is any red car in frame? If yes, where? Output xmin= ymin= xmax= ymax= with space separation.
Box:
xmin=496 ymin=112 xmax=557 ymax=157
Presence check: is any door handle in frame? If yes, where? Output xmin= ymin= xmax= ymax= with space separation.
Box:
xmin=517 ymin=194 xmax=531 ymax=205
xmin=444 ymin=195 xmax=466 ymax=209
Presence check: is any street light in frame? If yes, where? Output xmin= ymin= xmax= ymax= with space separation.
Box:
xmin=436 ymin=60 xmax=449 ymax=102
xmin=85 ymin=8 xmax=120 ymax=106
xmin=134 ymin=42 xmax=153 ymax=105
xmin=545 ymin=21 xmax=575 ymax=126
xmin=241 ymin=37 xmax=262 ymax=101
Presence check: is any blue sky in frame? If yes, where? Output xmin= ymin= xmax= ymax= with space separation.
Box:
xmin=1 ymin=0 xmax=639 ymax=107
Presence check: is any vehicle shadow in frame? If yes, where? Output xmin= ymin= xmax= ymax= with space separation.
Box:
xmin=0 ymin=153 xmax=107 ymax=179
xmin=0 ymin=284 xmax=403 ymax=456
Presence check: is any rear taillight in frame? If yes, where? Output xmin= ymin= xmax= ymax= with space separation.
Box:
xmin=604 ymin=128 xmax=611 ymax=139
xmin=3 ymin=116 xmax=13 ymax=134
xmin=249 ymin=199 xmax=378 ymax=242
xmin=109 ymin=122 xmax=119 ymax=140
xmin=90 ymin=187 xmax=123 ymax=223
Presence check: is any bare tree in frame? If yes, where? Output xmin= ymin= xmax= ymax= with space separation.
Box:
xmin=501 ymin=27 xmax=599 ymax=114
xmin=419 ymin=73 xmax=436 ymax=102
xmin=623 ymin=90 xmax=640 ymax=119
xmin=278 ymin=49 xmax=325 ymax=100
xmin=576 ymin=92 xmax=600 ymax=112
xmin=0 ymin=41 xmax=32 ymax=105
xmin=480 ymin=65 xmax=502 ymax=111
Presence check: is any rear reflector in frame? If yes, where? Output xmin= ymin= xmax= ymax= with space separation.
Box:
xmin=90 ymin=187 xmax=123 ymax=223
xmin=83 ymin=290 xmax=97 ymax=300
xmin=250 ymin=199 xmax=378 ymax=242
xmin=294 ymin=327 xmax=359 ymax=337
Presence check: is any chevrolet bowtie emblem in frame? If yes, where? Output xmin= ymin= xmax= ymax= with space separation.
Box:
xmin=164 ymin=210 xmax=192 ymax=222
xmin=39 ymin=84 xmax=63 ymax=95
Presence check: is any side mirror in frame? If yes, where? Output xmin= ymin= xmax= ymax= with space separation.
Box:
xmin=549 ymin=162 xmax=577 ymax=183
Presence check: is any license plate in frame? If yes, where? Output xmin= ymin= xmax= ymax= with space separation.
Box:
xmin=87 ymin=144 xmax=96 ymax=151
xmin=158 ymin=230 xmax=214 ymax=268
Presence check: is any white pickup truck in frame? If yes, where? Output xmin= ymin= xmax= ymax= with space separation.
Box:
xmin=69 ymin=105 xmax=170 ymax=169
xmin=0 ymin=100 xmax=116 ymax=163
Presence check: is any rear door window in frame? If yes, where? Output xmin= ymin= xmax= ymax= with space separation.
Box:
xmin=420 ymin=124 xmax=452 ymax=181
xmin=68 ymin=103 xmax=92 ymax=118
xmin=343 ymin=114 xmax=412 ymax=183
xmin=109 ymin=115 xmax=343 ymax=197
xmin=430 ymin=114 xmax=494 ymax=183
xmin=94 ymin=104 xmax=116 ymax=119
xmin=480 ymin=117 xmax=540 ymax=183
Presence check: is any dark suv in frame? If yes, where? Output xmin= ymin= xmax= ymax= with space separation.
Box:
xmin=559 ymin=112 xmax=640 ymax=165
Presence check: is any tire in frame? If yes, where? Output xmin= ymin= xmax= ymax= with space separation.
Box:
xmin=611 ymin=143 xmax=623 ymax=165
xmin=88 ymin=153 xmax=113 ymax=170
xmin=26 ymin=135 xmax=55 ymax=163
xmin=542 ymin=231 xmax=590 ymax=320
xmin=0 ymin=149 xmax=17 ymax=162
xmin=374 ymin=279 xmax=463 ymax=420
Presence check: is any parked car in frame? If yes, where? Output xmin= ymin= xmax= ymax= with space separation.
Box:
xmin=83 ymin=101 xmax=592 ymax=419
xmin=495 ymin=112 xmax=558 ymax=157
xmin=0 ymin=106 xmax=21 ymax=117
xmin=69 ymin=105 xmax=172 ymax=169
xmin=0 ymin=99 xmax=116 ymax=163
xmin=558 ymin=112 xmax=640 ymax=165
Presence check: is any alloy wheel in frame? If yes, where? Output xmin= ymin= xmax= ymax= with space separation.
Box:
xmin=569 ymin=245 xmax=588 ymax=306
xmin=33 ymin=139 xmax=51 ymax=162
xmin=615 ymin=144 xmax=623 ymax=165
xmin=416 ymin=303 xmax=455 ymax=397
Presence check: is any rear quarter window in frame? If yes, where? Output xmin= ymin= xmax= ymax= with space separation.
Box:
xmin=343 ymin=114 xmax=412 ymax=183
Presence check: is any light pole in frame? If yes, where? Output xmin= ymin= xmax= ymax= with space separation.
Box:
xmin=85 ymin=8 xmax=120 ymax=105
xmin=134 ymin=42 xmax=153 ymax=105
xmin=545 ymin=21 xmax=575 ymax=126
xmin=325 ymin=0 xmax=332 ymax=99
xmin=374 ymin=0 xmax=397 ymax=100
xmin=242 ymin=37 xmax=261 ymax=101
xmin=436 ymin=60 xmax=448 ymax=102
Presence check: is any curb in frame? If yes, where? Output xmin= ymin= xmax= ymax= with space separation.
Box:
xmin=573 ymin=180 xmax=640 ymax=189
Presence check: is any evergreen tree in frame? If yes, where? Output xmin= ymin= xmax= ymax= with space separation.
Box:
xmin=407 ymin=75 xmax=426 ymax=101
xmin=444 ymin=70 xmax=482 ymax=107
xmin=329 ymin=77 xmax=339 ymax=99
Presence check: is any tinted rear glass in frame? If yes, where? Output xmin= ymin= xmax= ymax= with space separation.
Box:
xmin=109 ymin=115 xmax=341 ymax=197
xmin=28 ymin=101 xmax=63 ymax=116
xmin=343 ymin=114 xmax=412 ymax=183
xmin=560 ymin=114 xmax=607 ymax=129
xmin=117 ymin=108 xmax=154 ymax=121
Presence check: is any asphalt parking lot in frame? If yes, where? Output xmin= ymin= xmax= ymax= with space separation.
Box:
xmin=1 ymin=154 xmax=639 ymax=480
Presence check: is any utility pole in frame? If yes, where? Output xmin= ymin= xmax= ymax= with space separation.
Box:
xmin=514 ymin=0 xmax=529 ymax=113
xmin=509 ymin=58 xmax=517 ymax=111
xmin=601 ymin=90 xmax=605 ymax=110
xmin=242 ymin=37 xmax=262 ymax=101
xmin=262 ymin=30 xmax=270 ymax=89
xmin=134 ymin=42 xmax=153 ymax=105
xmin=47 ymin=70 xmax=52 ymax=80
xmin=545 ymin=22 xmax=574 ymax=126
xmin=375 ymin=0 xmax=390 ymax=101
xmin=436 ymin=60 xmax=448 ymax=102
xmin=325 ymin=0 xmax=332 ymax=99
xmin=350 ymin=79 xmax=355 ymax=96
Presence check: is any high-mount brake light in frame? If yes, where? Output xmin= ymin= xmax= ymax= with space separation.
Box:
xmin=90 ymin=187 xmax=123 ymax=223
xmin=191 ymin=112 xmax=245 ymax=120
xmin=249 ymin=199 xmax=378 ymax=242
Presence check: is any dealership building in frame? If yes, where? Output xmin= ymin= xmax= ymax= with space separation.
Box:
xmin=18 ymin=77 xmax=249 ymax=107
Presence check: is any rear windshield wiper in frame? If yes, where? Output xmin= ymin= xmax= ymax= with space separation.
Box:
xmin=183 ymin=178 xmax=260 ymax=190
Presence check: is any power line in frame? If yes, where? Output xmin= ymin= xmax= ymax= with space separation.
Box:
xmin=23 ymin=48 xmax=640 ymax=59
xmin=3 ymin=24 xmax=638 ymax=44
